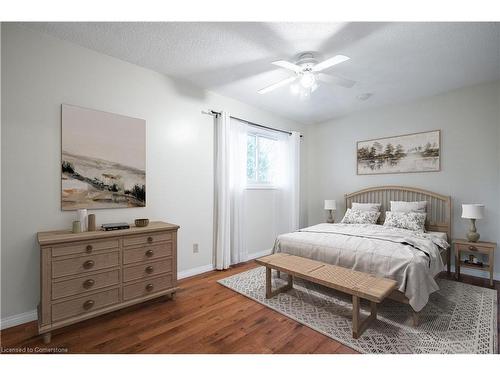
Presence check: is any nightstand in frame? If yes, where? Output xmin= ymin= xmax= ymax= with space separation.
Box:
xmin=453 ymin=239 xmax=496 ymax=287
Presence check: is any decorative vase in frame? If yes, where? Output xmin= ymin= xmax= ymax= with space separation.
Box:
xmin=72 ymin=221 xmax=81 ymax=233
xmin=88 ymin=214 xmax=96 ymax=231
xmin=77 ymin=209 xmax=88 ymax=232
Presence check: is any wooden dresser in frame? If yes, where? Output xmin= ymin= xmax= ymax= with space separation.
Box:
xmin=37 ymin=221 xmax=179 ymax=343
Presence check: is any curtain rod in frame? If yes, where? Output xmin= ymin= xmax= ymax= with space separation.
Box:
xmin=202 ymin=110 xmax=303 ymax=138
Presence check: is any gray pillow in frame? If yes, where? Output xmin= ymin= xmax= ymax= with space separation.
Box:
xmin=341 ymin=209 xmax=380 ymax=224
xmin=390 ymin=201 xmax=427 ymax=213
xmin=351 ymin=202 xmax=381 ymax=212
xmin=383 ymin=211 xmax=427 ymax=232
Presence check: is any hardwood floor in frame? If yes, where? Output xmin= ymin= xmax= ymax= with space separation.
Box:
xmin=1 ymin=261 xmax=498 ymax=354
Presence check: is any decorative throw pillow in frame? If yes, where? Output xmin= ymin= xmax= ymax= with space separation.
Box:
xmin=351 ymin=202 xmax=382 ymax=212
xmin=341 ymin=209 xmax=380 ymax=224
xmin=390 ymin=201 xmax=427 ymax=213
xmin=384 ymin=211 xmax=427 ymax=232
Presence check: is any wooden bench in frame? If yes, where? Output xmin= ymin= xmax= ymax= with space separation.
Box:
xmin=256 ymin=253 xmax=397 ymax=339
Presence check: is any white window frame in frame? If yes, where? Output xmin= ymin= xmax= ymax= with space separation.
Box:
xmin=246 ymin=131 xmax=278 ymax=189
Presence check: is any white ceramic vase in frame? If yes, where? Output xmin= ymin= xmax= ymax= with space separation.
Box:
xmin=77 ymin=209 xmax=88 ymax=232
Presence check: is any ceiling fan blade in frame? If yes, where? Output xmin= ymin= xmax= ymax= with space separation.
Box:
xmin=312 ymin=55 xmax=350 ymax=72
xmin=318 ymin=73 xmax=356 ymax=88
xmin=271 ymin=60 xmax=303 ymax=73
xmin=258 ymin=76 xmax=297 ymax=94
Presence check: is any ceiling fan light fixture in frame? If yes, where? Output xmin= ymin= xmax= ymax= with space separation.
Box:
xmin=259 ymin=53 xmax=356 ymax=95
xmin=299 ymin=71 xmax=316 ymax=89
xmin=290 ymin=82 xmax=300 ymax=95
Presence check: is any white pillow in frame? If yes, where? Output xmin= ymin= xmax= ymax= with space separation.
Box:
xmin=383 ymin=211 xmax=427 ymax=232
xmin=341 ymin=209 xmax=380 ymax=224
xmin=351 ymin=202 xmax=381 ymax=212
xmin=390 ymin=201 xmax=427 ymax=213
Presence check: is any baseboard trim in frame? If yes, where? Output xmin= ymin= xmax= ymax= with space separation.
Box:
xmin=246 ymin=249 xmax=273 ymax=261
xmin=0 ymin=309 xmax=37 ymax=330
xmin=177 ymin=264 xmax=215 ymax=279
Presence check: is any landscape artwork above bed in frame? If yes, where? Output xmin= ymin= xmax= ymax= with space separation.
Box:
xmin=61 ymin=104 xmax=146 ymax=210
xmin=357 ymin=130 xmax=440 ymax=175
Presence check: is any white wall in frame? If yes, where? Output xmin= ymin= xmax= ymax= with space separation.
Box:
xmin=0 ymin=24 xmax=308 ymax=323
xmin=307 ymin=81 xmax=500 ymax=279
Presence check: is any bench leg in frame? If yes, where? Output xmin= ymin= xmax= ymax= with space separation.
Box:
xmin=352 ymin=296 xmax=377 ymax=339
xmin=276 ymin=270 xmax=281 ymax=279
xmin=266 ymin=267 xmax=272 ymax=298
xmin=352 ymin=296 xmax=360 ymax=338
xmin=370 ymin=300 xmax=377 ymax=317
xmin=264 ymin=267 xmax=293 ymax=299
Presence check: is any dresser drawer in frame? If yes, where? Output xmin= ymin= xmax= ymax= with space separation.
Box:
xmin=52 ymin=288 xmax=120 ymax=322
xmin=123 ymin=259 xmax=173 ymax=283
xmin=456 ymin=243 xmax=492 ymax=254
xmin=123 ymin=243 xmax=172 ymax=264
xmin=52 ymin=251 xmax=120 ymax=278
xmin=123 ymin=231 xmax=172 ymax=247
xmin=52 ymin=270 xmax=120 ymax=300
xmin=123 ymin=274 xmax=173 ymax=301
xmin=52 ymin=239 xmax=119 ymax=258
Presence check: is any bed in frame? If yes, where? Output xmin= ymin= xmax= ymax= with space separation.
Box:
xmin=273 ymin=186 xmax=452 ymax=324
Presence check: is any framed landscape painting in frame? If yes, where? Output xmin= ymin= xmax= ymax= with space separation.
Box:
xmin=357 ymin=130 xmax=440 ymax=175
xmin=61 ymin=104 xmax=146 ymax=210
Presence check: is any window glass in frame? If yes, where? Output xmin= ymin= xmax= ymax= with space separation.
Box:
xmin=247 ymin=133 xmax=277 ymax=186
xmin=246 ymin=135 xmax=256 ymax=181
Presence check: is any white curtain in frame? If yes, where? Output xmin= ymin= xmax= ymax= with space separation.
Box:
xmin=214 ymin=113 xmax=300 ymax=270
xmin=214 ymin=113 xmax=248 ymax=270
xmin=274 ymin=131 xmax=301 ymax=234
xmin=287 ymin=131 xmax=301 ymax=231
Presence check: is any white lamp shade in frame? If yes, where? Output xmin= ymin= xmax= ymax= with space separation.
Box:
xmin=461 ymin=204 xmax=485 ymax=219
xmin=324 ymin=200 xmax=337 ymax=210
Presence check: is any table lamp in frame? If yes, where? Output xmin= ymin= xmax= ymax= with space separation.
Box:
xmin=461 ymin=204 xmax=485 ymax=242
xmin=324 ymin=200 xmax=336 ymax=223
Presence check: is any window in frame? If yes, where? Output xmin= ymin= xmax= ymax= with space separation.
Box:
xmin=246 ymin=133 xmax=278 ymax=186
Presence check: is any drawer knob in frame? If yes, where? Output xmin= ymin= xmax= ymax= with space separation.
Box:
xmin=147 ymin=236 xmax=154 ymax=243
xmin=145 ymin=249 xmax=154 ymax=258
xmin=145 ymin=283 xmax=154 ymax=292
xmin=83 ymin=279 xmax=95 ymax=289
xmin=86 ymin=245 xmax=93 ymax=253
xmin=468 ymin=246 xmax=478 ymax=252
xmin=145 ymin=265 xmax=154 ymax=274
xmin=83 ymin=260 xmax=95 ymax=269
xmin=83 ymin=300 xmax=95 ymax=310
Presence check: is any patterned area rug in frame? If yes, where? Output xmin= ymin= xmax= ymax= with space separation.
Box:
xmin=218 ymin=267 xmax=497 ymax=354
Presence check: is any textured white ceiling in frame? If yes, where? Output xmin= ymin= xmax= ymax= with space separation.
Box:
xmin=24 ymin=22 xmax=500 ymax=124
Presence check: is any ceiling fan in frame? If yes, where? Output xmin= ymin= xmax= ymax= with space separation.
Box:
xmin=258 ymin=52 xmax=356 ymax=96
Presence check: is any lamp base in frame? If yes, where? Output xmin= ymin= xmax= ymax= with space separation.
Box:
xmin=466 ymin=231 xmax=480 ymax=242
xmin=326 ymin=210 xmax=335 ymax=224
xmin=466 ymin=218 xmax=480 ymax=242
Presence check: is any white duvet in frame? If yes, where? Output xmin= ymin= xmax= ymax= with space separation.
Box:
xmin=273 ymin=223 xmax=449 ymax=311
